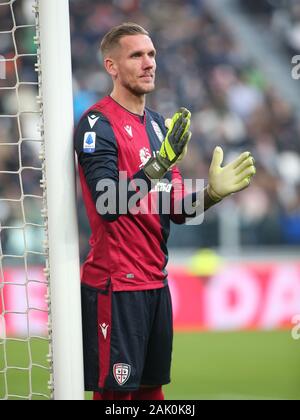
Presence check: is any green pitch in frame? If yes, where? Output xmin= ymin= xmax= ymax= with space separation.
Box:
xmin=166 ymin=331 xmax=300 ymax=400
xmin=1 ymin=331 xmax=300 ymax=400
xmin=0 ymin=337 xmax=51 ymax=400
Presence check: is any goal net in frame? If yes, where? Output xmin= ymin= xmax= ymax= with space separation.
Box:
xmin=0 ymin=0 xmax=53 ymax=400
xmin=0 ymin=0 xmax=83 ymax=400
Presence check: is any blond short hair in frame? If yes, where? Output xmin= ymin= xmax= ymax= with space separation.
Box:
xmin=100 ymin=22 xmax=150 ymax=57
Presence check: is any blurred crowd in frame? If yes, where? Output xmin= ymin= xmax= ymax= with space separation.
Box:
xmin=0 ymin=0 xmax=43 ymax=259
xmin=241 ymin=0 xmax=300 ymax=54
xmin=1 ymin=0 xmax=300 ymax=261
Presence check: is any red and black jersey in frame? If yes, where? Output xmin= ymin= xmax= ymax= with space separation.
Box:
xmin=74 ymin=96 xmax=191 ymax=292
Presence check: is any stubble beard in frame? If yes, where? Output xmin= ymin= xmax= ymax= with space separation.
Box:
xmin=122 ymin=78 xmax=155 ymax=97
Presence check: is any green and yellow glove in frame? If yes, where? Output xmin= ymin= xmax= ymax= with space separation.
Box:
xmin=144 ymin=107 xmax=192 ymax=180
xmin=207 ymin=147 xmax=256 ymax=202
xmin=164 ymin=115 xmax=191 ymax=163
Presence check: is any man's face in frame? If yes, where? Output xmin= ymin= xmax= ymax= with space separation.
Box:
xmin=111 ymin=34 xmax=156 ymax=95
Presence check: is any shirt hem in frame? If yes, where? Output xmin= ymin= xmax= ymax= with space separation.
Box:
xmin=111 ymin=280 xmax=168 ymax=292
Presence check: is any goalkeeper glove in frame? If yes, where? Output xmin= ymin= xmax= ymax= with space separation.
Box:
xmin=164 ymin=116 xmax=191 ymax=162
xmin=144 ymin=107 xmax=192 ymax=179
xmin=207 ymin=147 xmax=256 ymax=202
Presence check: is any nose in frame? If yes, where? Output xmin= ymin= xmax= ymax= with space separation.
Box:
xmin=142 ymin=55 xmax=155 ymax=70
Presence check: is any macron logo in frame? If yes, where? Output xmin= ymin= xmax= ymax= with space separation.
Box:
xmin=100 ymin=323 xmax=109 ymax=340
xmin=88 ymin=114 xmax=100 ymax=129
xmin=124 ymin=125 xmax=133 ymax=138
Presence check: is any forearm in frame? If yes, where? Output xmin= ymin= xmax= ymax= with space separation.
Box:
xmin=171 ymin=187 xmax=219 ymax=224
xmin=203 ymin=187 xmax=219 ymax=211
xmin=95 ymin=168 xmax=154 ymax=222
xmin=188 ymin=187 xmax=219 ymax=213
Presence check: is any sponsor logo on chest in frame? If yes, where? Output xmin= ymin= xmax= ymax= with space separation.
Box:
xmin=151 ymin=120 xmax=164 ymax=143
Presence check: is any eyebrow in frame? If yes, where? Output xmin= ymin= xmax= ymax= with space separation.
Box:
xmin=129 ymin=48 xmax=157 ymax=57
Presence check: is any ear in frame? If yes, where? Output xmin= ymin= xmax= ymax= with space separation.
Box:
xmin=104 ymin=57 xmax=118 ymax=79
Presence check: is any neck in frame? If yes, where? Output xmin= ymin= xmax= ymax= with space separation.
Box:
xmin=110 ymin=87 xmax=146 ymax=116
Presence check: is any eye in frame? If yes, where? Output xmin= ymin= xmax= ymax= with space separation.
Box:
xmin=131 ymin=52 xmax=142 ymax=58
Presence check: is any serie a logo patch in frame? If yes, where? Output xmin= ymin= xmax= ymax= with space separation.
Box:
xmin=83 ymin=132 xmax=96 ymax=153
xmin=113 ymin=363 xmax=131 ymax=386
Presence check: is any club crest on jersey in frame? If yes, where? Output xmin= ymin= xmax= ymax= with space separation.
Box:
xmin=139 ymin=147 xmax=151 ymax=168
xmin=151 ymin=120 xmax=164 ymax=143
xmin=113 ymin=363 xmax=131 ymax=386
xmin=83 ymin=132 xmax=96 ymax=153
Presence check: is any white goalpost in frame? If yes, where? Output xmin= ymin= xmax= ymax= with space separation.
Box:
xmin=0 ymin=0 xmax=84 ymax=400
xmin=38 ymin=0 xmax=84 ymax=400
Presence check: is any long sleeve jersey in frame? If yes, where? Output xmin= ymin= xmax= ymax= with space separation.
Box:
xmin=74 ymin=96 xmax=192 ymax=292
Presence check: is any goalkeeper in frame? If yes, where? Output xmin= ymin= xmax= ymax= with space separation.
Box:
xmin=74 ymin=22 xmax=255 ymax=402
